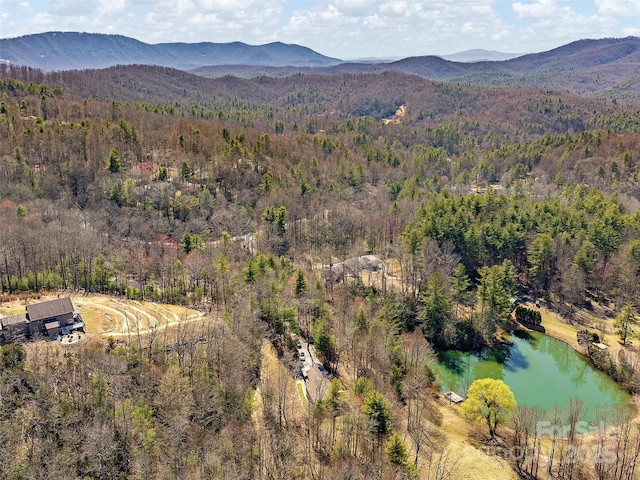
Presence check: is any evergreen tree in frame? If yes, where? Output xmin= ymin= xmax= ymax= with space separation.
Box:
xmin=528 ymin=233 xmax=554 ymax=293
xmin=107 ymin=148 xmax=122 ymax=173
xmin=243 ymin=259 xmax=258 ymax=283
xmin=451 ymin=262 xmax=471 ymax=317
xmin=614 ymin=304 xmax=638 ymax=346
xmin=363 ymin=390 xmax=393 ymax=440
xmin=180 ymin=161 xmax=192 ymax=181
xmin=419 ymin=271 xmax=452 ymax=348
xmin=477 ymin=260 xmax=516 ymax=341
xmin=180 ymin=232 xmax=204 ymax=255
xmin=354 ymin=307 xmax=369 ymax=333
xmin=385 ymin=433 xmax=409 ymax=467
xmin=294 ymin=269 xmax=306 ymax=297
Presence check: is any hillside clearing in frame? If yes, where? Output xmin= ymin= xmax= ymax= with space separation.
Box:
xmin=1 ymin=293 xmax=204 ymax=337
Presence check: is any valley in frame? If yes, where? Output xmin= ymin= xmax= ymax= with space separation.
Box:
xmin=1 ymin=35 xmax=640 ymax=479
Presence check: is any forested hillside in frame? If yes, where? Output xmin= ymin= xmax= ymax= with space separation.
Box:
xmin=1 ymin=63 xmax=640 ymax=479
xmin=0 ymin=32 xmax=342 ymax=71
xmin=191 ymin=36 xmax=640 ymax=102
xmin=5 ymin=33 xmax=639 ymax=101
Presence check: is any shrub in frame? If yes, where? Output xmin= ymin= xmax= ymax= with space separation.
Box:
xmin=515 ymin=305 xmax=542 ymax=325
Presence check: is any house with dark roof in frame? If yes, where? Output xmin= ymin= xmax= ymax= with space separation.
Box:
xmin=26 ymin=297 xmax=75 ymax=336
xmin=0 ymin=297 xmax=84 ymax=344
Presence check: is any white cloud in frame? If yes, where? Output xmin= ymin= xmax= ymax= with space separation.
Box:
xmin=17 ymin=1 xmax=32 ymax=15
xmin=595 ymin=0 xmax=640 ymax=15
xmin=379 ymin=1 xmax=410 ymax=16
xmin=509 ymin=0 xmax=618 ymax=49
xmin=491 ymin=27 xmax=512 ymax=42
xmin=50 ymin=0 xmax=96 ymax=16
xmin=363 ymin=14 xmax=385 ymax=28
xmin=512 ymin=0 xmax=558 ymax=19
xmin=197 ymin=0 xmax=280 ymax=19
xmin=283 ymin=3 xmax=359 ymax=36
xmin=516 ymin=16 xmax=613 ymax=45
xmin=461 ymin=20 xmax=485 ymax=34
xmin=280 ymin=0 xmax=517 ymax=57
xmin=332 ymin=0 xmax=377 ymax=17
xmin=416 ymin=0 xmax=497 ymax=20
xmin=98 ymin=0 xmax=126 ymax=15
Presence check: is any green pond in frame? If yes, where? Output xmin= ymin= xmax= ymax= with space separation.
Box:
xmin=436 ymin=330 xmax=630 ymax=421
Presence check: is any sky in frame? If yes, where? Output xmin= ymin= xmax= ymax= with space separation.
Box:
xmin=1 ymin=0 xmax=639 ymax=60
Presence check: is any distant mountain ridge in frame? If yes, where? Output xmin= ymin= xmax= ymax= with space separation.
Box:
xmin=193 ymin=37 xmax=640 ymax=101
xmin=439 ymin=49 xmax=523 ymax=62
xmin=0 ymin=32 xmax=343 ymax=70
xmin=2 ymin=32 xmax=639 ymax=101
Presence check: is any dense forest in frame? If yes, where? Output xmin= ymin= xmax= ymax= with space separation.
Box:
xmin=1 ymin=64 xmax=640 ymax=479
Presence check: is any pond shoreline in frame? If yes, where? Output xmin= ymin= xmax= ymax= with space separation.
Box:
xmin=442 ymin=327 xmax=632 ymax=421
xmin=507 ymin=302 xmax=640 ymax=411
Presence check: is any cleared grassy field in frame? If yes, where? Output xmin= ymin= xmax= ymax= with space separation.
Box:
xmin=1 ymin=293 xmax=204 ymax=337
xmin=75 ymin=295 xmax=204 ymax=335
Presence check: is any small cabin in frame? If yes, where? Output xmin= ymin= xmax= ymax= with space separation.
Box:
xmin=443 ymin=391 xmax=464 ymax=404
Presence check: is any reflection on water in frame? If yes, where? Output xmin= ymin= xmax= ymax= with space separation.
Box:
xmin=434 ymin=330 xmax=629 ymax=421
xmin=505 ymin=342 xmax=529 ymax=372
